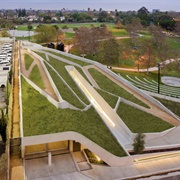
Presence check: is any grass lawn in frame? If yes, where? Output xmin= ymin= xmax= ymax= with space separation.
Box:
xmin=88 ymin=68 xmax=149 ymax=108
xmin=65 ymin=32 xmax=74 ymax=39
xmin=16 ymin=22 xmax=115 ymax=31
xmin=29 ymin=64 xmax=45 ymax=89
xmin=24 ymin=54 xmax=34 ymax=70
xmin=45 ymin=63 xmax=85 ymax=108
xmin=117 ymin=102 xmax=173 ymax=133
xmin=15 ymin=36 xmax=31 ymax=41
xmin=167 ymin=37 xmax=180 ymax=52
xmin=154 ymin=97 xmax=180 ymax=117
xmin=22 ymin=77 xmax=127 ymax=157
xmin=109 ymin=28 xmax=128 ymax=37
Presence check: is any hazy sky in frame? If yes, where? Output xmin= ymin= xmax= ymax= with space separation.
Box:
xmin=0 ymin=0 xmax=180 ymax=12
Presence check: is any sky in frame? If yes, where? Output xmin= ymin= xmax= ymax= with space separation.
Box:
xmin=0 ymin=0 xmax=180 ymax=12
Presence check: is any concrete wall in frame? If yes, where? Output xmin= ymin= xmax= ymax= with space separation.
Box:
xmin=22 ymin=131 xmax=178 ymax=167
xmin=22 ymin=131 xmax=133 ymax=167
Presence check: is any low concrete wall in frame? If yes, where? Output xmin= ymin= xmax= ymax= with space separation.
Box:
xmin=22 ymin=131 xmax=179 ymax=167
xmin=22 ymin=131 xmax=133 ymax=167
xmin=19 ymin=41 xmax=24 ymax=139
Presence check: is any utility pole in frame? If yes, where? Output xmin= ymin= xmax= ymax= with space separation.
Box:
xmin=158 ymin=63 xmax=160 ymax=94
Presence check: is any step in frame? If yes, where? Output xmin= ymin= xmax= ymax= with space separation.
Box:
xmin=78 ymin=161 xmax=92 ymax=171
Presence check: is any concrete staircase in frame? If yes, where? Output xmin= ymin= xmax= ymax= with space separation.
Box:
xmin=72 ymin=151 xmax=92 ymax=171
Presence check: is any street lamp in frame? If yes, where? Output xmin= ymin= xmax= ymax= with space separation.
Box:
xmin=157 ymin=63 xmax=161 ymax=94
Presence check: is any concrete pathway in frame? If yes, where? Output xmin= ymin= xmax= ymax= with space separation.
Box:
xmin=25 ymin=153 xmax=93 ymax=180
xmin=83 ymin=152 xmax=180 ymax=180
xmin=112 ymin=58 xmax=180 ymax=72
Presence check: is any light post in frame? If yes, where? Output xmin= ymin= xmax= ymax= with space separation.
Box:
xmin=157 ymin=63 xmax=161 ymax=94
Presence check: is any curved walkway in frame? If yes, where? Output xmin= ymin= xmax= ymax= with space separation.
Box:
xmin=112 ymin=58 xmax=180 ymax=72
xmin=20 ymin=49 xmax=58 ymax=101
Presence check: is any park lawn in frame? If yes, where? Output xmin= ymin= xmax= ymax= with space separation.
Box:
xmin=16 ymin=22 xmax=115 ymax=31
xmin=65 ymin=32 xmax=74 ymax=39
xmin=117 ymin=102 xmax=173 ymax=133
xmin=29 ymin=64 xmax=45 ymax=89
xmin=22 ymin=77 xmax=127 ymax=157
xmin=167 ymin=37 xmax=180 ymax=51
xmin=109 ymin=28 xmax=128 ymax=37
xmin=88 ymin=68 xmax=149 ymax=108
xmin=15 ymin=36 xmax=31 ymax=41
xmin=24 ymin=54 xmax=34 ymax=70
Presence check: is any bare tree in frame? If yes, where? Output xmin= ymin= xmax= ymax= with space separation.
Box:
xmin=138 ymin=38 xmax=156 ymax=73
xmin=125 ymin=17 xmax=143 ymax=47
xmin=74 ymin=26 xmax=112 ymax=55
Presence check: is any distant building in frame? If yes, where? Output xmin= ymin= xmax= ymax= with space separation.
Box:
xmin=152 ymin=9 xmax=160 ymax=13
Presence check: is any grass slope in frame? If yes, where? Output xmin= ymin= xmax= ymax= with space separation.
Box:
xmin=89 ymin=68 xmax=149 ymax=108
xmin=45 ymin=56 xmax=89 ymax=105
xmin=117 ymin=102 xmax=173 ymax=133
xmin=22 ymin=77 xmax=127 ymax=157
xmin=154 ymin=97 xmax=180 ymax=117
xmin=24 ymin=54 xmax=34 ymax=70
xmin=29 ymin=64 xmax=45 ymax=89
xmin=45 ymin=63 xmax=85 ymax=109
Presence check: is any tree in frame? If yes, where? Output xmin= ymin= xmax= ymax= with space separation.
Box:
xmin=27 ymin=23 xmax=33 ymax=41
xmin=158 ymin=14 xmax=176 ymax=31
xmin=0 ymin=110 xmax=7 ymax=143
xmin=43 ymin=15 xmax=52 ymax=23
xmin=97 ymin=38 xmax=120 ymax=66
xmin=133 ymin=133 xmax=145 ymax=154
xmin=74 ymin=26 xmax=112 ymax=55
xmin=125 ymin=18 xmax=143 ymax=47
xmin=138 ymin=38 xmax=156 ymax=73
xmin=137 ymin=7 xmax=150 ymax=26
xmin=174 ymin=22 xmax=180 ymax=35
xmin=116 ymin=20 xmax=122 ymax=29
xmin=34 ymin=25 xmax=57 ymax=44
